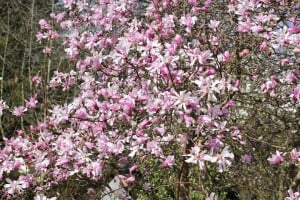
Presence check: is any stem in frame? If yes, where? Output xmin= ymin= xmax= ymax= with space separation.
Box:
xmin=0 ymin=3 xmax=10 ymax=137
xmin=176 ymin=139 xmax=192 ymax=200
xmin=21 ymin=46 xmax=27 ymax=131
xmin=28 ymin=0 xmax=36 ymax=93
xmin=44 ymin=0 xmax=55 ymax=122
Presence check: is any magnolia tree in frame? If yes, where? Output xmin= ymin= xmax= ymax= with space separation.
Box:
xmin=0 ymin=0 xmax=299 ymax=199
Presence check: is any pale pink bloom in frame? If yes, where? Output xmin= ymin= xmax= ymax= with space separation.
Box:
xmin=285 ymin=189 xmax=300 ymax=200
xmin=259 ymin=41 xmax=268 ymax=51
xmin=50 ymin=12 xmax=65 ymax=22
xmin=205 ymin=136 xmax=223 ymax=154
xmin=62 ymin=0 xmax=75 ymax=9
xmin=223 ymin=100 xmax=236 ymax=109
xmin=208 ymin=20 xmax=220 ymax=31
xmin=198 ymin=115 xmax=212 ymax=125
xmin=239 ymin=49 xmax=249 ymax=57
xmin=173 ymin=90 xmax=194 ymax=111
xmin=182 ymin=114 xmax=195 ymax=127
xmin=90 ymin=160 xmax=104 ymax=178
xmin=129 ymin=165 xmax=138 ymax=173
xmin=87 ymin=188 xmax=96 ymax=195
xmin=286 ymin=72 xmax=298 ymax=83
xmin=241 ymin=154 xmax=253 ymax=164
xmin=36 ymin=32 xmax=46 ymax=42
xmin=147 ymin=141 xmax=163 ymax=157
xmin=288 ymin=26 xmax=300 ymax=34
xmin=4 ymin=178 xmax=26 ymax=195
xmin=25 ymin=94 xmax=38 ymax=109
xmin=291 ymin=87 xmax=300 ymax=101
xmin=237 ymin=20 xmax=251 ymax=33
xmin=126 ymin=176 xmax=135 ymax=184
xmin=39 ymin=19 xmax=52 ymax=30
xmin=17 ymin=130 xmax=25 ymax=136
xmin=207 ymin=146 xmax=234 ymax=172
xmin=206 ymin=192 xmax=218 ymax=200
xmin=188 ymin=0 xmax=198 ymax=6
xmin=12 ymin=106 xmax=27 ymax=117
xmin=269 ymin=90 xmax=276 ymax=97
xmin=251 ymin=25 xmax=264 ymax=33
xmin=185 ymin=146 xmax=212 ymax=170
xmin=198 ymin=50 xmax=212 ymax=64
xmin=162 ymin=156 xmax=175 ymax=168
xmin=0 ymin=100 xmax=9 ymax=116
xmin=55 ymin=157 xmax=69 ymax=167
xmin=180 ymin=14 xmax=197 ymax=33
xmin=172 ymin=34 xmax=183 ymax=46
xmin=280 ymin=58 xmax=289 ymax=66
xmin=209 ymin=36 xmax=219 ymax=46
xmin=162 ymin=14 xmax=176 ymax=29
xmin=217 ymin=51 xmax=231 ymax=63
xmin=32 ymin=75 xmax=42 ymax=85
xmin=205 ymin=68 xmax=216 ymax=76
xmin=261 ymin=77 xmax=277 ymax=92
xmin=139 ymin=119 xmax=150 ymax=129
xmin=223 ymin=51 xmax=231 ymax=62
xmin=42 ymin=47 xmax=52 ymax=54
xmin=74 ymin=108 xmax=87 ymax=119
xmin=290 ymin=149 xmax=300 ymax=162
xmin=268 ymin=151 xmax=284 ymax=165
xmin=34 ymin=193 xmax=57 ymax=200
xmin=35 ymin=158 xmax=50 ymax=172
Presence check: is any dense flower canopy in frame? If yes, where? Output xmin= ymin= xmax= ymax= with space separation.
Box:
xmin=0 ymin=0 xmax=299 ymax=199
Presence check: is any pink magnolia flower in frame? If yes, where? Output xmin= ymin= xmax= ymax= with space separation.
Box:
xmin=181 ymin=114 xmax=195 ymax=127
xmin=268 ymin=151 xmax=284 ymax=165
xmin=4 ymin=178 xmax=27 ymax=195
xmin=162 ymin=155 xmax=175 ymax=168
xmin=129 ymin=165 xmax=138 ymax=173
xmin=185 ymin=146 xmax=212 ymax=170
xmin=180 ymin=14 xmax=197 ymax=33
xmin=218 ymin=51 xmax=231 ymax=63
xmin=285 ymin=189 xmax=300 ymax=200
xmin=90 ymin=160 xmax=104 ymax=178
xmin=290 ymin=149 xmax=300 ymax=162
xmin=12 ymin=106 xmax=27 ymax=117
xmin=239 ymin=49 xmax=250 ymax=57
xmin=147 ymin=141 xmax=163 ymax=157
xmin=206 ymin=192 xmax=218 ymax=200
xmin=259 ymin=41 xmax=268 ymax=51
xmin=237 ymin=20 xmax=251 ymax=33
xmin=208 ymin=20 xmax=220 ymax=31
xmin=188 ymin=0 xmax=198 ymax=6
xmin=291 ymin=87 xmax=300 ymax=101
xmin=173 ymin=90 xmax=194 ymax=111
xmin=39 ymin=19 xmax=52 ymax=30
xmin=188 ymin=49 xmax=212 ymax=65
xmin=288 ymin=26 xmax=300 ymax=34
xmin=205 ymin=68 xmax=216 ymax=76
xmin=210 ymin=146 xmax=234 ymax=172
xmin=261 ymin=77 xmax=277 ymax=92
xmin=42 ymin=47 xmax=52 ymax=54
xmin=280 ymin=58 xmax=289 ymax=66
xmin=198 ymin=115 xmax=212 ymax=125
xmin=241 ymin=154 xmax=253 ymax=164
xmin=25 ymin=94 xmax=38 ymax=109
xmin=0 ymin=100 xmax=9 ymax=116
xmin=32 ymin=75 xmax=42 ymax=85
xmin=286 ymin=72 xmax=298 ymax=83
xmin=34 ymin=193 xmax=57 ymax=200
